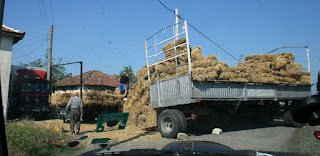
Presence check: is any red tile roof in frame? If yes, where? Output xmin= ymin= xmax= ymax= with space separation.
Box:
xmin=55 ymin=70 xmax=119 ymax=88
xmin=2 ymin=25 xmax=25 ymax=34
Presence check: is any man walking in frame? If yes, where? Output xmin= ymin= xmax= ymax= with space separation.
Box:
xmin=118 ymin=74 xmax=129 ymax=96
xmin=66 ymin=92 xmax=83 ymax=135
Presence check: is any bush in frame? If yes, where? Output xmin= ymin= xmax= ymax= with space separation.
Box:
xmin=5 ymin=120 xmax=76 ymax=156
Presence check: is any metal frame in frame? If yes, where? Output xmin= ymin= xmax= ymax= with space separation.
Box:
xmin=51 ymin=61 xmax=83 ymax=99
xmin=145 ymin=21 xmax=191 ymax=106
xmin=266 ymin=46 xmax=310 ymax=72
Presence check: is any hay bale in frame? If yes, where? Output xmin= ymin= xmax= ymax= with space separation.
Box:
xmin=256 ymin=62 xmax=273 ymax=73
xmin=178 ymin=65 xmax=189 ymax=76
xmin=299 ymin=74 xmax=312 ymax=84
xmin=230 ymin=77 xmax=248 ymax=82
xmin=205 ymin=71 xmax=218 ymax=80
xmin=191 ymin=46 xmax=205 ymax=62
xmin=50 ymin=93 xmax=72 ymax=106
xmin=284 ymin=77 xmax=297 ymax=83
xmin=213 ymin=62 xmax=229 ymax=74
xmin=162 ymin=38 xmax=186 ymax=52
xmin=155 ymin=60 xmax=176 ymax=72
xmin=219 ymin=72 xmax=237 ymax=80
xmin=237 ymin=72 xmax=250 ymax=79
xmin=286 ymin=63 xmax=303 ymax=75
xmin=301 ymin=72 xmax=311 ymax=76
xmin=273 ymin=53 xmax=295 ymax=70
xmin=248 ymin=73 xmax=275 ymax=83
xmin=136 ymin=65 xmax=148 ymax=81
xmin=205 ymin=54 xmax=218 ymax=61
xmin=192 ymin=59 xmax=217 ymax=68
xmin=234 ymin=62 xmax=248 ymax=73
xmin=192 ymin=68 xmax=207 ymax=82
xmin=245 ymin=54 xmax=274 ymax=63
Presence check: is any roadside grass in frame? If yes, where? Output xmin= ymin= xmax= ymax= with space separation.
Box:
xmin=288 ymin=125 xmax=320 ymax=154
xmin=5 ymin=120 xmax=83 ymax=156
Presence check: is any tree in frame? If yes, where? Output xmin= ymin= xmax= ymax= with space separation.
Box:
xmin=19 ymin=55 xmax=71 ymax=85
xmin=119 ymin=65 xmax=137 ymax=82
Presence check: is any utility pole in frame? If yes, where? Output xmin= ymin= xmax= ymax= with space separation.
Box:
xmin=175 ymin=8 xmax=179 ymax=40
xmin=80 ymin=61 xmax=83 ymax=99
xmin=47 ymin=25 xmax=53 ymax=80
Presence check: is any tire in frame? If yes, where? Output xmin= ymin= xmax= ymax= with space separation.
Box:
xmin=168 ymin=109 xmax=187 ymax=132
xmin=158 ymin=109 xmax=182 ymax=138
xmin=283 ymin=110 xmax=305 ymax=128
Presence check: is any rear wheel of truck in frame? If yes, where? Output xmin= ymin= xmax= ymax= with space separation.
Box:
xmin=170 ymin=109 xmax=187 ymax=132
xmin=283 ymin=110 xmax=305 ymax=128
xmin=158 ymin=109 xmax=182 ymax=138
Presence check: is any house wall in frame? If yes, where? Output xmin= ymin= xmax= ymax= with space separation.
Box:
xmin=0 ymin=35 xmax=13 ymax=119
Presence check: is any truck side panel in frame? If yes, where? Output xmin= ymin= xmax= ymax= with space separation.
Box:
xmin=150 ymin=74 xmax=312 ymax=108
xmin=150 ymin=74 xmax=192 ymax=108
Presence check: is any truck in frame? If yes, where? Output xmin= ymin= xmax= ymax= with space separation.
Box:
xmin=8 ymin=65 xmax=50 ymax=118
xmin=144 ymin=21 xmax=316 ymax=138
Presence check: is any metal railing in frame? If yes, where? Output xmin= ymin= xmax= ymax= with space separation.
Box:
xmin=144 ymin=21 xmax=191 ymax=105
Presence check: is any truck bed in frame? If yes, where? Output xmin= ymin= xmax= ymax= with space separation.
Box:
xmin=149 ymin=74 xmax=311 ymax=108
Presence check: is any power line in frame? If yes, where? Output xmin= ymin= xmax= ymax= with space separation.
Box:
xmin=37 ymin=0 xmax=48 ymax=30
xmin=156 ymin=0 xmax=241 ymax=62
xmin=50 ymin=0 xmax=55 ymax=25
xmin=13 ymin=39 xmax=49 ymax=58
xmin=40 ymin=0 xmax=49 ymax=26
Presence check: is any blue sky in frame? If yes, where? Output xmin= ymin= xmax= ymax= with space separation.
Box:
xmin=4 ymin=0 xmax=320 ymax=93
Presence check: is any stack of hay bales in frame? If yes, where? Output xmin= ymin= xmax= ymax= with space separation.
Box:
xmin=123 ymin=76 xmax=157 ymax=128
xmin=51 ymin=91 xmax=124 ymax=107
xmin=147 ymin=38 xmax=311 ymax=84
xmin=124 ymin=38 xmax=312 ymax=129
xmin=51 ymin=91 xmax=125 ymax=121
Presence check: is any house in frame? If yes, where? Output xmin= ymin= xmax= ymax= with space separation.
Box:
xmin=0 ymin=25 xmax=25 ymax=120
xmin=55 ymin=70 xmax=120 ymax=93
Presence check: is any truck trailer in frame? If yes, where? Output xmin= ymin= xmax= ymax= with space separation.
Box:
xmin=145 ymin=21 xmax=314 ymax=138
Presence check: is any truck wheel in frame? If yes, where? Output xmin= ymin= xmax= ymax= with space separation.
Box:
xmin=283 ymin=110 xmax=305 ymax=128
xmin=158 ymin=109 xmax=182 ymax=138
xmin=168 ymin=109 xmax=187 ymax=132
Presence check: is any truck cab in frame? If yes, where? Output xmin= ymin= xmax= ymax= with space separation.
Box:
xmin=8 ymin=66 xmax=50 ymax=118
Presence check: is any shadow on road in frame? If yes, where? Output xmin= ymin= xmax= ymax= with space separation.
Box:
xmin=187 ymin=115 xmax=286 ymax=136
xmin=81 ymin=130 xmax=154 ymax=155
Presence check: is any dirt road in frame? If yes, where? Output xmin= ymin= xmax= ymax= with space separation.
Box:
xmin=80 ymin=120 xmax=297 ymax=155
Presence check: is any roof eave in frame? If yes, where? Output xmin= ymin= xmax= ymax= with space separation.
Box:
xmin=2 ymin=31 xmax=25 ymax=44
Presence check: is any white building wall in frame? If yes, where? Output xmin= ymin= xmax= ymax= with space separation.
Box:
xmin=0 ymin=35 xmax=13 ymax=120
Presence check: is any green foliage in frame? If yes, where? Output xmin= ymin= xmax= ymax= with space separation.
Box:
xmin=19 ymin=55 xmax=72 ymax=85
xmin=5 ymin=120 xmax=78 ymax=156
xmin=119 ymin=65 xmax=137 ymax=82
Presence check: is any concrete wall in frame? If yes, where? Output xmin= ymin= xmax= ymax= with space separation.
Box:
xmin=0 ymin=35 xmax=13 ymax=120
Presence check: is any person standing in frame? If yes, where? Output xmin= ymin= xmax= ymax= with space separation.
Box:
xmin=66 ymin=92 xmax=83 ymax=135
xmin=118 ymin=74 xmax=129 ymax=96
